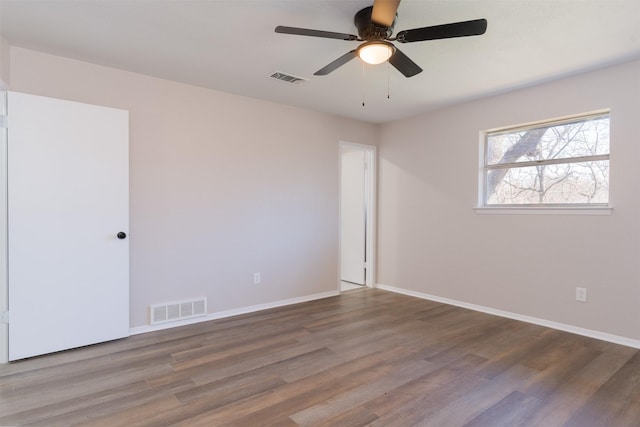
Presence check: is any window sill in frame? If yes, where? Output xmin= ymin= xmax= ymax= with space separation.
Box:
xmin=473 ymin=206 xmax=613 ymax=215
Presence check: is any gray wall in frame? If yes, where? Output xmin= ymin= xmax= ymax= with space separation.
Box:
xmin=7 ymin=47 xmax=378 ymax=329
xmin=377 ymin=59 xmax=640 ymax=342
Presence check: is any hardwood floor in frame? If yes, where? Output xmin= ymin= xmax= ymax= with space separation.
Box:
xmin=1 ymin=288 xmax=639 ymax=426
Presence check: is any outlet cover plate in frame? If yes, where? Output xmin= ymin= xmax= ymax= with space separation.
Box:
xmin=576 ymin=287 xmax=587 ymax=302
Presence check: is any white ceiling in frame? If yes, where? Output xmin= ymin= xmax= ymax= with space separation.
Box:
xmin=1 ymin=0 xmax=639 ymax=124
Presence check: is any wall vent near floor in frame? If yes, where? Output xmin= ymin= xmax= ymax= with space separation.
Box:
xmin=150 ymin=297 xmax=207 ymax=325
xmin=270 ymin=72 xmax=307 ymax=85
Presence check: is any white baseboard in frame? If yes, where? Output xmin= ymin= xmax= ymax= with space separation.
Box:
xmin=376 ymin=283 xmax=640 ymax=350
xmin=130 ymin=290 xmax=340 ymax=336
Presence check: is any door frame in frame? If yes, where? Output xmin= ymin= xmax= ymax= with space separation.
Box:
xmin=339 ymin=141 xmax=377 ymax=290
xmin=0 ymin=91 xmax=7 ymax=363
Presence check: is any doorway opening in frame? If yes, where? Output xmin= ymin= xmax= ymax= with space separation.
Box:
xmin=339 ymin=142 xmax=376 ymax=292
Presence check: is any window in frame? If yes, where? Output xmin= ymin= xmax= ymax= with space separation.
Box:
xmin=480 ymin=111 xmax=610 ymax=208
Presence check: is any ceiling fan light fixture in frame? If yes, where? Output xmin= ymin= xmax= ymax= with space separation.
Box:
xmin=357 ymin=41 xmax=395 ymax=65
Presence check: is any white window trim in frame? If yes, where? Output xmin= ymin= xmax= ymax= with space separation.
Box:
xmin=476 ymin=109 xmax=611 ymax=214
xmin=473 ymin=206 xmax=613 ymax=215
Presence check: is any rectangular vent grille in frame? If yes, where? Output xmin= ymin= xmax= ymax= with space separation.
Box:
xmin=150 ymin=297 xmax=207 ymax=325
xmin=270 ymin=72 xmax=307 ymax=85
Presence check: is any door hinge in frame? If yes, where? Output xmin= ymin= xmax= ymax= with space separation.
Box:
xmin=0 ymin=311 xmax=8 ymax=324
xmin=0 ymin=115 xmax=7 ymax=129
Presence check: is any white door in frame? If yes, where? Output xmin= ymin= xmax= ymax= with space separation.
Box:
xmin=341 ymin=148 xmax=366 ymax=285
xmin=8 ymin=92 xmax=129 ymax=361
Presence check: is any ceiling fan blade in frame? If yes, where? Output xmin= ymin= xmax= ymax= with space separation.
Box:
xmin=388 ymin=48 xmax=422 ymax=77
xmin=314 ymin=50 xmax=358 ymax=75
xmin=275 ymin=26 xmax=358 ymax=41
xmin=396 ymin=19 xmax=487 ymax=43
xmin=371 ymin=0 xmax=401 ymax=27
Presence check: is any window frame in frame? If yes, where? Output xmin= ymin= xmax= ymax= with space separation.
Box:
xmin=476 ymin=110 xmax=613 ymax=215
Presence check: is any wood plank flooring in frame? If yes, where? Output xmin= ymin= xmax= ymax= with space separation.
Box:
xmin=1 ymin=288 xmax=639 ymax=426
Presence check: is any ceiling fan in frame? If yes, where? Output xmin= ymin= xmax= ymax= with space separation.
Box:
xmin=275 ymin=0 xmax=487 ymax=78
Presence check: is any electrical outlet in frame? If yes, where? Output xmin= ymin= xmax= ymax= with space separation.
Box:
xmin=576 ymin=287 xmax=587 ymax=302
xmin=254 ymin=272 xmax=261 ymax=285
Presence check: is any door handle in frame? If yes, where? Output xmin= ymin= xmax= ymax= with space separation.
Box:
xmin=117 ymin=232 xmax=127 ymax=239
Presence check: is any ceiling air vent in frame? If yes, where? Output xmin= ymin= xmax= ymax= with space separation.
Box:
xmin=270 ymin=72 xmax=307 ymax=85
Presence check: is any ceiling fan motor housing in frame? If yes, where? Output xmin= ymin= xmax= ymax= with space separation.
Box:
xmin=354 ymin=6 xmax=395 ymax=40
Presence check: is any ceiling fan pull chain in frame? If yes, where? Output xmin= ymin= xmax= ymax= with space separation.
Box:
xmin=362 ymin=62 xmax=366 ymax=107
xmin=387 ymin=62 xmax=391 ymax=99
